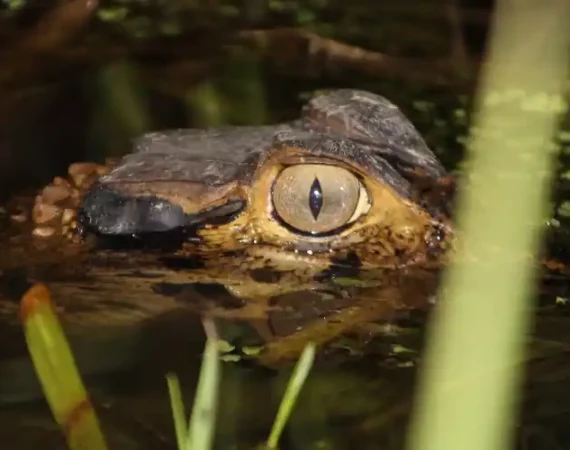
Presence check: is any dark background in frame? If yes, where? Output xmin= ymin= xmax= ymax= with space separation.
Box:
xmin=0 ymin=0 xmax=500 ymax=200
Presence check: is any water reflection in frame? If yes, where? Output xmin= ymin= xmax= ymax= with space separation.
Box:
xmin=1 ymin=208 xmax=570 ymax=449
xmin=0 ymin=203 xmax=442 ymax=448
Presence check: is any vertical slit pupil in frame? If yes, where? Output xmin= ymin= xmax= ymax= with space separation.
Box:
xmin=309 ymin=177 xmax=323 ymax=220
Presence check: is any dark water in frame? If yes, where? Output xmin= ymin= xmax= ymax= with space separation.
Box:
xmin=2 ymin=205 xmax=570 ymax=450
xmin=0 ymin=227 xmax=430 ymax=449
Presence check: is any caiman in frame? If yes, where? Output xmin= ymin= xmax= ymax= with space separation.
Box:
xmin=2 ymin=88 xmax=564 ymax=390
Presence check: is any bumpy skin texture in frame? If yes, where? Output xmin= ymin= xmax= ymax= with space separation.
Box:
xmin=300 ymin=89 xmax=445 ymax=180
xmin=28 ymin=89 xmax=453 ymax=272
xmin=80 ymin=90 xmax=449 ymax=239
xmin=80 ymin=125 xmax=293 ymax=234
xmin=128 ymin=125 xmax=294 ymax=186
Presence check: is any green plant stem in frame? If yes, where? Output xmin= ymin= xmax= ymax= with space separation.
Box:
xmin=407 ymin=2 xmax=570 ymax=450
xmin=166 ymin=373 xmax=187 ymax=450
xmin=186 ymin=337 xmax=221 ymax=450
xmin=267 ymin=343 xmax=316 ymax=449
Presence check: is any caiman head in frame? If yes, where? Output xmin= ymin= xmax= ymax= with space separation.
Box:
xmin=37 ymin=89 xmax=455 ymax=273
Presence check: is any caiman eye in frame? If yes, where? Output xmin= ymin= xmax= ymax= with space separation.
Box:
xmin=272 ymin=164 xmax=370 ymax=234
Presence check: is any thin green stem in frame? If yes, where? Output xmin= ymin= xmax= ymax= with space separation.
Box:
xmin=267 ymin=343 xmax=316 ymax=449
xmin=166 ymin=373 xmax=187 ymax=450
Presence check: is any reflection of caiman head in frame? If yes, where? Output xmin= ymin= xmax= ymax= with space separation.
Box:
xmin=77 ymin=89 xmax=454 ymax=273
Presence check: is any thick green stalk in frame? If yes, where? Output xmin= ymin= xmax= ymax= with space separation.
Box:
xmin=407 ymin=2 xmax=570 ymax=450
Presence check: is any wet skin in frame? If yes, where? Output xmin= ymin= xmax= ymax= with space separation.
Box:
xmin=0 ymin=89 xmax=457 ymax=366
xmin=75 ymin=89 xmax=454 ymax=270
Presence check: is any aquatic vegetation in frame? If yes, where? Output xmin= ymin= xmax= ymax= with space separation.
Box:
xmin=21 ymin=283 xmax=316 ymax=450
xmin=20 ymin=283 xmax=108 ymax=450
xmin=266 ymin=343 xmax=315 ymax=449
xmin=407 ymin=2 xmax=570 ymax=450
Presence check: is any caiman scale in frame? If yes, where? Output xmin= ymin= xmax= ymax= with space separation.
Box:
xmin=1 ymin=89 xmax=458 ymax=369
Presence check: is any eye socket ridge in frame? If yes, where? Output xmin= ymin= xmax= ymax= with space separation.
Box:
xmin=271 ymin=163 xmax=370 ymax=236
